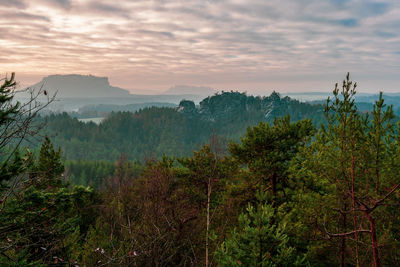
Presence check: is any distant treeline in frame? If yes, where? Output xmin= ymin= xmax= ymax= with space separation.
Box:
xmin=37 ymin=91 xmax=325 ymax=162
xmin=73 ymin=102 xmax=177 ymax=118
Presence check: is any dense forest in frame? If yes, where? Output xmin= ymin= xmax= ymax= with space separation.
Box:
xmin=1 ymin=73 xmax=399 ymax=266
xmin=37 ymin=91 xmax=325 ymax=162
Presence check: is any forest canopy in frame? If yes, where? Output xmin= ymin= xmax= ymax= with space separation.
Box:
xmin=0 ymin=73 xmax=399 ymax=266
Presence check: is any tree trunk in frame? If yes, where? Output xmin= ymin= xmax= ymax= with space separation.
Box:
xmin=365 ymin=212 xmax=380 ymax=267
xmin=270 ymin=172 xmax=277 ymax=210
xmin=205 ymin=178 xmax=211 ymax=267
xmin=270 ymin=172 xmax=276 ymax=196
xmin=351 ymin=155 xmax=360 ymax=267
xmin=340 ymin=203 xmax=346 ymax=267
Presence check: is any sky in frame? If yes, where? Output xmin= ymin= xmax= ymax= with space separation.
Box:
xmin=0 ymin=0 xmax=400 ymax=94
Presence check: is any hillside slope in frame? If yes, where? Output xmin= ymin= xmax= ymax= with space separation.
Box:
xmin=38 ymin=91 xmax=324 ymax=161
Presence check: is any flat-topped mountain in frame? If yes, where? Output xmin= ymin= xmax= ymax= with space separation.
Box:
xmin=163 ymin=85 xmax=216 ymax=96
xmin=28 ymin=74 xmax=131 ymax=98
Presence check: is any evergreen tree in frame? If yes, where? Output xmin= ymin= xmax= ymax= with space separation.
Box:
xmin=32 ymin=136 xmax=65 ymax=189
xmin=0 ymin=73 xmax=23 ymax=190
xmin=292 ymin=73 xmax=400 ymax=266
xmin=0 ymin=73 xmax=19 ymax=126
xmin=229 ymin=116 xmax=314 ymax=206
xmin=1 ymin=127 xmax=97 ymax=265
xmin=179 ymin=145 xmax=238 ymax=267
xmin=216 ymin=192 xmax=304 ymax=267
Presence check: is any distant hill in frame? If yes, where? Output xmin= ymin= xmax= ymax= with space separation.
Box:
xmin=178 ymin=91 xmax=325 ymax=126
xmin=163 ymin=85 xmax=216 ymax=96
xmin=36 ymin=91 xmax=326 ymax=161
xmin=28 ymin=74 xmax=131 ymax=98
xmin=20 ymin=76 xmax=215 ymax=111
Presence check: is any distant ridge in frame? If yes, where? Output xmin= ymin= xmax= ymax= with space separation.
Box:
xmin=163 ymin=85 xmax=216 ymax=96
xmin=28 ymin=74 xmax=131 ymax=98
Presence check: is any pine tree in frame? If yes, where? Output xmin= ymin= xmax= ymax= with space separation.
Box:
xmin=229 ymin=116 xmax=314 ymax=206
xmin=215 ymin=192 xmax=304 ymax=267
xmin=293 ymin=73 xmax=400 ymax=266
xmin=32 ymin=136 xmax=65 ymax=190
xmin=0 ymin=73 xmax=53 ymax=191
xmin=179 ymin=145 xmax=238 ymax=267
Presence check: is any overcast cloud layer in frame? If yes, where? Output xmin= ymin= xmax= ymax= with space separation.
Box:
xmin=0 ymin=0 xmax=399 ymax=93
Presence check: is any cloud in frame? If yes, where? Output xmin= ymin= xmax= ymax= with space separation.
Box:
xmin=54 ymin=0 xmax=71 ymax=8
xmin=36 ymin=0 xmax=71 ymax=9
xmin=0 ymin=0 xmax=399 ymax=93
xmin=359 ymin=2 xmax=390 ymax=16
xmin=84 ymin=1 xmax=131 ymax=18
xmin=137 ymin=30 xmax=175 ymax=39
xmin=0 ymin=10 xmax=50 ymax=22
xmin=0 ymin=0 xmax=26 ymax=9
xmin=336 ymin=18 xmax=359 ymax=27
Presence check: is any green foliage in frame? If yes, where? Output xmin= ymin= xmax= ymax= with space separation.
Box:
xmin=0 ymin=73 xmax=52 ymax=190
xmin=32 ymin=136 xmax=65 ymax=189
xmin=0 ymin=73 xmax=23 ymax=188
xmin=0 ymin=137 xmax=98 ymax=266
xmin=229 ymin=116 xmax=314 ymax=206
xmin=2 ymin=73 xmax=400 ymax=266
xmin=216 ymin=192 xmax=305 ymax=267
xmin=179 ymin=145 xmax=237 ymax=205
xmin=291 ymin=73 xmax=400 ymax=266
xmin=39 ymin=108 xmax=212 ymax=161
xmin=80 ymin=157 xmax=202 ymax=266
xmin=0 ymin=73 xmax=19 ymax=126
xmin=65 ymin=158 xmax=143 ymax=188
xmin=0 ymin=186 xmax=96 ymax=263
xmin=31 ymin=92 xmax=324 ymax=162
xmin=0 ymin=150 xmax=33 ymax=192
